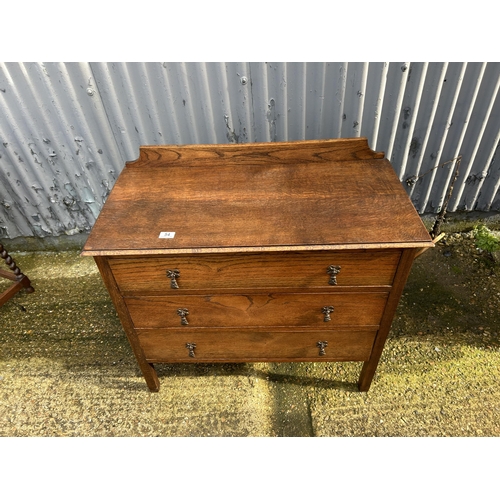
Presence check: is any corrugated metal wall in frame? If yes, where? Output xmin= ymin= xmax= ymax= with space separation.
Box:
xmin=1 ymin=62 xmax=499 ymax=240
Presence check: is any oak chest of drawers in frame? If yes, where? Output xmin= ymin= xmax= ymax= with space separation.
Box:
xmin=82 ymin=138 xmax=433 ymax=392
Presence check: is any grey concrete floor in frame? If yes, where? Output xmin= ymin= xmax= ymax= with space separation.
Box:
xmin=1 ymin=226 xmax=499 ymax=437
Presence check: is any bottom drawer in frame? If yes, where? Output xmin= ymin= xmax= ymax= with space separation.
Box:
xmin=136 ymin=328 xmax=377 ymax=363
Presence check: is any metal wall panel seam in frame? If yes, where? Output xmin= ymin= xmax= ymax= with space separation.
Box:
xmin=203 ymin=62 xmax=227 ymax=144
xmin=38 ymin=63 xmax=92 ymax=236
xmin=412 ymin=63 xmax=453 ymax=212
xmin=301 ymin=62 xmax=308 ymax=140
xmin=481 ymin=137 xmax=500 ymax=210
xmin=234 ymin=62 xmax=254 ymax=144
xmin=319 ymin=63 xmax=338 ymax=140
xmin=362 ymin=63 xmax=385 ymax=147
xmin=409 ymin=63 xmax=449 ymax=202
xmin=334 ymin=63 xmax=348 ymax=140
xmin=274 ymin=61 xmax=288 ymax=141
xmin=252 ymin=62 xmax=271 ymax=143
xmin=304 ymin=61 xmax=322 ymax=140
xmin=280 ymin=62 xmax=306 ymax=141
xmin=46 ymin=62 xmax=104 ymax=230
xmin=125 ymin=63 xmax=154 ymax=147
xmin=0 ymin=65 xmax=39 ymax=237
xmin=246 ymin=62 xmax=258 ymax=143
xmin=29 ymin=62 xmax=83 ymax=233
xmin=142 ymin=62 xmax=170 ymax=145
xmin=55 ymin=63 xmax=121 ymax=221
xmin=452 ymin=64 xmax=487 ymax=157
xmin=195 ymin=62 xmax=217 ymax=144
xmin=386 ymin=62 xmax=410 ymax=164
xmin=90 ymin=63 xmax=135 ymax=157
xmin=1 ymin=62 xmax=116 ymax=237
xmin=2 ymin=64 xmax=61 ymax=232
xmin=281 ymin=62 xmax=289 ymax=141
xmin=226 ymin=62 xmax=254 ymax=144
xmin=317 ymin=62 xmax=328 ymax=139
xmin=263 ymin=61 xmax=276 ymax=143
xmin=341 ymin=63 xmax=362 ymax=138
xmin=272 ymin=62 xmax=294 ymax=142
xmin=178 ymin=62 xmax=201 ymax=144
xmin=156 ymin=62 xmax=184 ymax=144
xmin=470 ymin=130 xmax=500 ymax=210
xmin=316 ymin=62 xmax=332 ymax=140
xmin=420 ymin=62 xmax=468 ymax=212
xmin=399 ymin=63 xmax=429 ymax=182
xmin=242 ymin=62 xmax=256 ymax=143
xmin=161 ymin=63 xmax=185 ymax=145
xmin=0 ymin=63 xmax=66 ymax=236
xmin=435 ymin=63 xmax=485 ymax=212
xmin=320 ymin=63 xmax=338 ymax=140
xmin=371 ymin=62 xmax=389 ymax=150
xmin=451 ymin=65 xmax=499 ymax=211
xmin=355 ymin=62 xmax=369 ymax=139
xmin=214 ymin=62 xmax=232 ymax=144
xmin=90 ymin=63 xmax=135 ymax=159
xmin=59 ymin=63 xmax=119 ymax=191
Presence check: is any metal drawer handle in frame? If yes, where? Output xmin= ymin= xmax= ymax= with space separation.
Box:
xmin=166 ymin=269 xmax=180 ymax=289
xmin=326 ymin=265 xmax=341 ymax=285
xmin=317 ymin=341 xmax=328 ymax=356
xmin=322 ymin=305 xmax=334 ymax=322
xmin=177 ymin=307 xmax=189 ymax=325
xmin=186 ymin=342 xmax=196 ymax=357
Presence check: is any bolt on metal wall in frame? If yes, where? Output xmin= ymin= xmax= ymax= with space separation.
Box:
xmin=1 ymin=62 xmax=499 ymax=240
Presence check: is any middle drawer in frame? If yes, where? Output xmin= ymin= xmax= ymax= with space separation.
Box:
xmin=125 ymin=292 xmax=388 ymax=329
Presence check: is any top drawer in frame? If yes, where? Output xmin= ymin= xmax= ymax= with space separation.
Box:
xmin=109 ymin=250 xmax=400 ymax=294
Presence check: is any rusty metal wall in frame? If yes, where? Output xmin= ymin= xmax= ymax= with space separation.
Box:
xmin=1 ymin=62 xmax=499 ymax=240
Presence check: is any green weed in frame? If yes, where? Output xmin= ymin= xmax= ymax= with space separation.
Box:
xmin=474 ymin=223 xmax=500 ymax=253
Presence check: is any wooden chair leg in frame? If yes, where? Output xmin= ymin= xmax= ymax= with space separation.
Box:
xmin=0 ymin=243 xmax=34 ymax=306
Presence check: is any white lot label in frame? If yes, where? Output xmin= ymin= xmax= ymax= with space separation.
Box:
xmin=159 ymin=231 xmax=176 ymax=239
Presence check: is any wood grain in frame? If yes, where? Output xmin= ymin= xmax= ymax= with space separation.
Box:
xmin=126 ymin=137 xmax=385 ymax=168
xmin=137 ymin=327 xmax=377 ymax=362
xmin=94 ymin=256 xmax=160 ymax=391
xmin=125 ymin=292 xmax=388 ymax=329
xmin=82 ymin=140 xmax=433 ymax=256
xmin=109 ymin=250 xmax=401 ymax=294
xmin=82 ymin=138 xmax=432 ymax=392
xmin=358 ymin=248 xmax=418 ymax=391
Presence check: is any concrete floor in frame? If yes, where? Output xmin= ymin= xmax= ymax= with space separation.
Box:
xmin=1 ymin=225 xmax=499 ymax=437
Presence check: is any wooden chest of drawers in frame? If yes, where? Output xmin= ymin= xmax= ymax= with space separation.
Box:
xmin=82 ymin=138 xmax=433 ymax=392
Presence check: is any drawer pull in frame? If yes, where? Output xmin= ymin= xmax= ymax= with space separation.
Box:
xmin=326 ymin=265 xmax=341 ymax=285
xmin=177 ymin=307 xmax=189 ymax=325
xmin=186 ymin=342 xmax=196 ymax=357
xmin=321 ymin=305 xmax=334 ymax=322
xmin=317 ymin=340 xmax=328 ymax=356
xmin=166 ymin=269 xmax=180 ymax=289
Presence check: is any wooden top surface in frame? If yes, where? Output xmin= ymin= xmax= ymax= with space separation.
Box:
xmin=82 ymin=138 xmax=433 ymax=256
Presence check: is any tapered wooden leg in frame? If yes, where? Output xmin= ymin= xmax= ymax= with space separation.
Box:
xmin=357 ymin=248 xmax=418 ymax=392
xmin=94 ymin=256 xmax=161 ymax=392
xmin=141 ymin=363 xmax=160 ymax=392
xmin=358 ymin=359 xmax=378 ymax=392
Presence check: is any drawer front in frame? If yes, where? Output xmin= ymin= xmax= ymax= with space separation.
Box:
xmin=110 ymin=250 xmax=400 ymax=294
xmin=125 ymin=292 xmax=388 ymax=329
xmin=137 ymin=328 xmax=377 ymax=362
